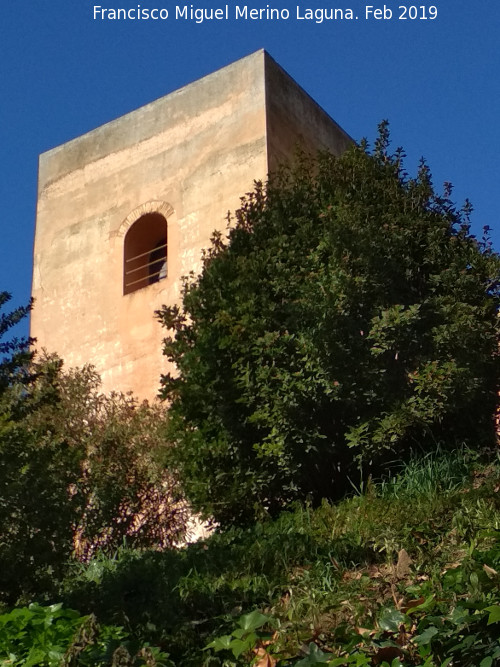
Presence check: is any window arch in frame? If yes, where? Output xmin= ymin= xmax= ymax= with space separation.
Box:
xmin=123 ymin=212 xmax=167 ymax=295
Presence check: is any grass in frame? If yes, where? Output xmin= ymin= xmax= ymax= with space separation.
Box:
xmin=48 ymin=447 xmax=500 ymax=665
xmin=2 ymin=447 xmax=499 ymax=665
xmin=376 ymin=445 xmax=479 ymax=499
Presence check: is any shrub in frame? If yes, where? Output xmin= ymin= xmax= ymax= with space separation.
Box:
xmin=0 ymin=602 xmax=172 ymax=666
xmin=23 ymin=359 xmax=188 ymax=561
xmin=61 ymin=454 xmax=500 ymax=665
xmin=157 ymin=124 xmax=500 ymax=526
xmin=0 ymin=354 xmax=187 ymax=604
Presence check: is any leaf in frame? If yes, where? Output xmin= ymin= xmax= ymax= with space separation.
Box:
xmin=48 ymin=649 xmax=65 ymax=662
xmin=378 ymin=608 xmax=407 ymax=633
xmin=447 ymin=606 xmax=468 ymax=626
xmin=483 ymin=564 xmax=498 ymax=578
xmin=254 ymin=647 xmax=277 ymax=667
xmin=402 ymin=596 xmax=425 ymax=611
xmin=24 ymin=647 xmax=47 ymax=667
xmin=405 ymin=595 xmax=435 ymax=614
xmin=294 ymin=642 xmax=332 ymax=665
xmin=231 ymin=637 xmax=254 ymax=658
xmin=469 ymin=571 xmax=479 ymax=587
xmin=413 ymin=626 xmax=439 ymax=646
xmin=232 ymin=627 xmax=247 ymax=639
xmin=484 ymin=605 xmax=500 ymax=625
xmin=237 ymin=610 xmax=271 ymax=632
xmin=479 ymin=657 xmax=493 ymax=667
xmin=205 ymin=634 xmax=233 ymax=651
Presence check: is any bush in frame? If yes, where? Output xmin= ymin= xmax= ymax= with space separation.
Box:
xmin=24 ymin=359 xmax=188 ymax=561
xmin=157 ymin=124 xmax=500 ymax=526
xmin=0 ymin=353 xmax=187 ymax=605
xmin=60 ymin=453 xmax=500 ymax=665
xmin=0 ymin=602 xmax=172 ymax=666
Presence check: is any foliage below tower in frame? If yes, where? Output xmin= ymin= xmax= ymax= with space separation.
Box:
xmin=157 ymin=124 xmax=500 ymax=526
xmin=1 ymin=294 xmax=187 ymax=605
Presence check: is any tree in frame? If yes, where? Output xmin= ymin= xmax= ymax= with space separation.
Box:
xmin=1 ymin=300 xmax=187 ymax=604
xmin=21 ymin=359 xmax=188 ymax=562
xmin=0 ymin=291 xmax=32 ymax=393
xmin=157 ymin=124 xmax=500 ymax=526
xmin=0 ymin=357 xmax=82 ymax=604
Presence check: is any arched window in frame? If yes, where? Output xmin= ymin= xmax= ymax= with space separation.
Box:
xmin=123 ymin=213 xmax=167 ymax=295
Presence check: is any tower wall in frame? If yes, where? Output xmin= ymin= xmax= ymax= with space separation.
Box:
xmin=31 ymin=51 xmax=351 ymax=400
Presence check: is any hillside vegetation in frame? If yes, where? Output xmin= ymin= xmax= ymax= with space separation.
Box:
xmin=2 ymin=449 xmax=500 ymax=665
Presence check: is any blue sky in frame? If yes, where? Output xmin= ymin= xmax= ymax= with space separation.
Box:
xmin=1 ymin=0 xmax=499 ymax=342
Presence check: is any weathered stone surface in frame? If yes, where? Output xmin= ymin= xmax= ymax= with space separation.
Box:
xmin=31 ymin=50 xmax=351 ymax=400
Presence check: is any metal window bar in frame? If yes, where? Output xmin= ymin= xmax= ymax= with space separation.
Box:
xmin=125 ymin=267 xmax=166 ymax=288
xmin=125 ymin=257 xmax=165 ymax=276
xmin=125 ymin=242 xmax=167 ymax=264
xmin=124 ymin=244 xmax=167 ymax=290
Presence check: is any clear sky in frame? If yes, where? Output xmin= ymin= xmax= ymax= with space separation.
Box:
xmin=1 ymin=0 xmax=499 ymax=341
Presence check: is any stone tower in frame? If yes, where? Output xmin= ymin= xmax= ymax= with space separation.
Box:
xmin=31 ymin=50 xmax=351 ymax=401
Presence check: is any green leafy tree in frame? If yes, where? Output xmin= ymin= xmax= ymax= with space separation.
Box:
xmin=22 ymin=359 xmax=188 ymax=561
xmin=1 ymin=297 xmax=186 ymax=603
xmin=157 ymin=124 xmax=500 ymax=526
xmin=1 ymin=368 xmax=72 ymax=605
xmin=0 ymin=291 xmax=32 ymax=393
xmin=0 ymin=294 xmax=68 ymax=604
